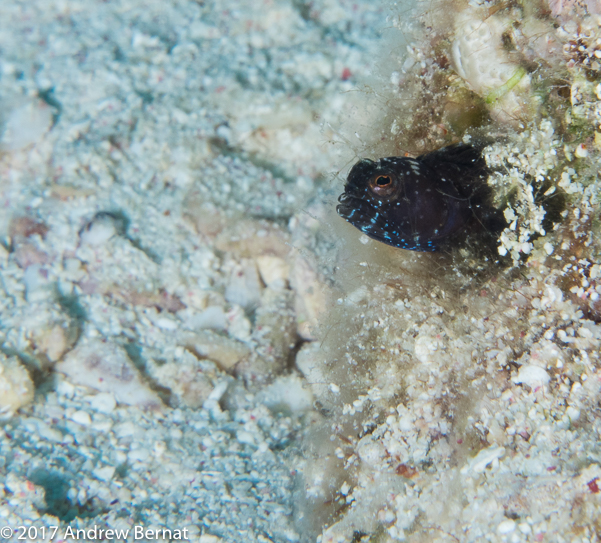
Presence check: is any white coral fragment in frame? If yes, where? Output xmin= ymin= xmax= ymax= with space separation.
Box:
xmin=79 ymin=213 xmax=121 ymax=246
xmin=414 ymin=335 xmax=439 ymax=363
xmin=356 ymin=435 xmax=387 ymax=466
xmin=512 ymin=364 xmax=551 ymax=388
xmin=0 ymin=354 xmax=34 ymax=413
xmin=461 ymin=446 xmax=505 ymax=474
xmin=255 ymin=255 xmax=289 ymax=288
xmin=485 ymin=121 xmax=560 ymax=265
xmin=259 ymin=374 xmax=313 ymax=413
xmin=452 ymin=8 xmax=534 ymax=124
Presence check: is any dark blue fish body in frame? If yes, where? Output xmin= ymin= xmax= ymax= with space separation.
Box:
xmin=337 ymin=143 xmax=502 ymax=252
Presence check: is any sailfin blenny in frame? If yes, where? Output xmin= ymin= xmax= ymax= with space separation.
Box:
xmin=336 ymin=143 xmax=504 ymax=252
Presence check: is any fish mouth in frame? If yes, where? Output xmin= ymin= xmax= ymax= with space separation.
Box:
xmin=336 ymin=192 xmax=374 ymax=223
xmin=336 ymin=192 xmax=358 ymax=219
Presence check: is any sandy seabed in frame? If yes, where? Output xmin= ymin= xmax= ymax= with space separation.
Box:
xmin=0 ymin=0 xmax=383 ymax=541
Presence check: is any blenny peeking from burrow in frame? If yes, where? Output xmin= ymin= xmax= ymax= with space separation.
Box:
xmin=336 ymin=143 xmax=506 ymax=252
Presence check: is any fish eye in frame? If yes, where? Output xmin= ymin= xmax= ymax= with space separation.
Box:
xmin=368 ymin=173 xmax=396 ymax=196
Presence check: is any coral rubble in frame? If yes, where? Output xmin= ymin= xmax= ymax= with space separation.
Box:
xmin=297 ymin=0 xmax=601 ymax=541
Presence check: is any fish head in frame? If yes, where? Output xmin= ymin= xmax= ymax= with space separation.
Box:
xmin=337 ymin=156 xmax=447 ymax=251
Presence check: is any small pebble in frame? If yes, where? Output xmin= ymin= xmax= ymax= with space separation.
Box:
xmin=1 ymin=100 xmax=53 ymax=150
xmin=574 ymin=143 xmax=589 ymax=158
xmin=88 ymin=392 xmax=117 ymax=413
xmin=498 ymin=519 xmax=516 ymax=534
xmin=79 ymin=212 xmax=124 ymax=245
xmin=70 ymin=410 xmax=92 ymax=425
xmin=513 ymin=365 xmax=550 ymax=388
xmin=94 ymin=466 xmax=116 ymax=482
